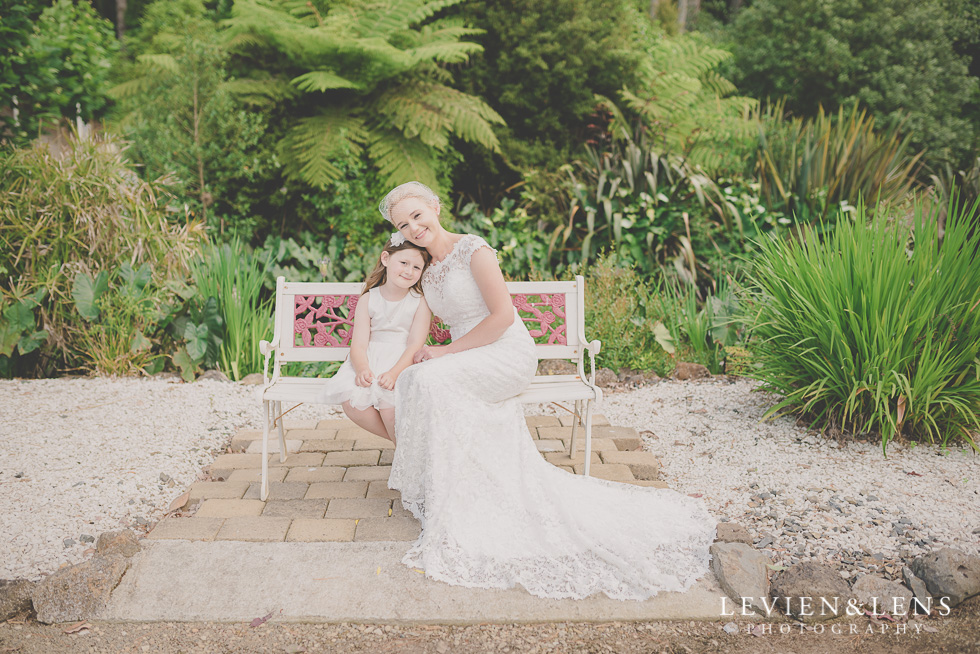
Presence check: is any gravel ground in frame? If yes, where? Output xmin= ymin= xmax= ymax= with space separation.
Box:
xmin=2 ymin=598 xmax=979 ymax=654
xmin=1 ymin=375 xmax=978 ymax=586
xmin=600 ymin=378 xmax=980 ymax=581
xmin=0 ymin=376 xmax=344 ymax=581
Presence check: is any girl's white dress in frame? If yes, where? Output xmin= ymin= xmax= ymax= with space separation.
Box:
xmin=391 ymin=235 xmax=716 ymax=600
xmin=319 ymin=288 xmax=421 ymax=410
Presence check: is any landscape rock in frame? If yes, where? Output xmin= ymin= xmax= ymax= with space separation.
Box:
xmin=239 ymin=373 xmax=265 ymax=385
xmin=903 ymin=567 xmax=932 ymax=605
xmin=710 ymin=542 xmax=770 ymax=616
xmin=672 ymin=362 xmax=711 ymax=381
xmin=715 ymin=522 xmax=753 ymax=545
xmin=198 ymin=369 xmax=230 ymax=382
xmin=910 ymin=548 xmax=980 ymax=607
xmin=617 ymin=369 xmax=660 ymax=386
xmin=851 ymin=574 xmax=914 ymax=614
xmin=95 ymin=530 xmax=141 ymax=559
xmin=594 ymin=367 xmax=618 ymax=387
xmin=32 ymin=555 xmax=130 ymax=624
xmin=0 ymin=579 xmax=35 ymax=621
xmin=770 ymin=562 xmax=852 ymax=622
xmin=536 ymin=360 xmax=577 ymax=376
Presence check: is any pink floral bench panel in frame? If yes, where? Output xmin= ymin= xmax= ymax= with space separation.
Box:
xmin=292 ymin=290 xmax=569 ymax=349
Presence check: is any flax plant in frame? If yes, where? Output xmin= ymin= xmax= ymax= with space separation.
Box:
xmin=746 ymin=197 xmax=980 ymax=452
xmin=190 ymin=240 xmax=273 ymax=381
xmin=756 ymin=103 xmax=924 ymax=223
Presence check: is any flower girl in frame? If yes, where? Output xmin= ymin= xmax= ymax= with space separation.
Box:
xmin=319 ymin=235 xmax=432 ymax=442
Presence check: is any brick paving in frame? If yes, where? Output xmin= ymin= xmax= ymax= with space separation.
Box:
xmin=147 ymin=415 xmax=669 ymax=543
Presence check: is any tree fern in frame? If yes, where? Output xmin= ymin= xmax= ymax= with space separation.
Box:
xmin=622 ymin=33 xmax=757 ymax=174
xmin=223 ymin=0 xmax=502 ymax=191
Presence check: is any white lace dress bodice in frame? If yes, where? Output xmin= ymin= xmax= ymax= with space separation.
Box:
xmin=390 ymin=234 xmax=716 ymax=600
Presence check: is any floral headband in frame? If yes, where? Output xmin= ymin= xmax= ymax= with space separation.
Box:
xmin=389 ymin=231 xmax=405 ymax=246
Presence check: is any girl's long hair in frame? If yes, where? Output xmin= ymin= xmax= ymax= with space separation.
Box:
xmin=362 ymin=239 xmax=431 ymax=295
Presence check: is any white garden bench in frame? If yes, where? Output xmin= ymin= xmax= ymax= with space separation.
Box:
xmin=257 ymin=275 xmax=602 ymax=500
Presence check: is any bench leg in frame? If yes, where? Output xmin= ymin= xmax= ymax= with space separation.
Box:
xmin=276 ymin=400 xmax=287 ymax=463
xmin=583 ymin=399 xmax=594 ymax=477
xmin=261 ymin=399 xmax=271 ymax=501
xmin=568 ymin=399 xmax=582 ymax=456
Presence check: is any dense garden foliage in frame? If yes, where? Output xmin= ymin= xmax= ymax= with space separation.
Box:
xmin=1 ymin=0 xmax=978 ymax=449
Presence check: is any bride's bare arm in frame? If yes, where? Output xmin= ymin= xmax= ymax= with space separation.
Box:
xmin=434 ymin=247 xmax=513 ymax=356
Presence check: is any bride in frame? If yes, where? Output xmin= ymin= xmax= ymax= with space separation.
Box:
xmin=383 ymin=182 xmax=716 ymax=600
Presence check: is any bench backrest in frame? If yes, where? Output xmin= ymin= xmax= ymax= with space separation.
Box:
xmin=270 ymin=276 xmax=588 ymax=368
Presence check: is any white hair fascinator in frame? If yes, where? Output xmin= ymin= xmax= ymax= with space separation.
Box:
xmin=389 ymin=231 xmax=405 ymax=246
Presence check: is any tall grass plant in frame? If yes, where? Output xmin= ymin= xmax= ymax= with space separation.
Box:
xmin=190 ymin=240 xmax=274 ymax=381
xmin=746 ymin=197 xmax=980 ymax=452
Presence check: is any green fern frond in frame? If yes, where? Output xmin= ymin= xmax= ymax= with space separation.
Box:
xmin=405 ymin=0 xmax=466 ymax=26
xmin=408 ymin=40 xmax=482 ymax=65
xmin=375 ymin=81 xmax=503 ymax=152
xmin=280 ymin=109 xmax=368 ymax=188
xmin=108 ymin=77 xmax=156 ymax=100
xmin=135 ymin=53 xmax=179 ymax=74
xmin=701 ymin=71 xmax=737 ymax=98
xmin=221 ymin=77 xmax=299 ymax=106
xmin=221 ymin=31 xmax=267 ymax=52
xmin=291 ymin=70 xmax=363 ymax=92
xmin=351 ymin=0 xmax=420 ymax=39
xmin=368 ymin=129 xmax=440 ymax=190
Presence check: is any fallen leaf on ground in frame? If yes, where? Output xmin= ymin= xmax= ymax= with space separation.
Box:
xmin=906 ymin=471 xmax=923 ymax=477
xmin=64 ymin=621 xmax=90 ymax=634
xmin=751 ymin=625 xmax=767 ymax=637
xmin=687 ymin=493 xmax=703 ymax=498
xmin=921 ymin=625 xmax=939 ymax=633
xmin=168 ymin=491 xmax=190 ymax=513
xmin=250 ymin=611 xmax=273 ymax=628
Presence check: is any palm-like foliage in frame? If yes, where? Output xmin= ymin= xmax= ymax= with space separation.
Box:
xmin=755 ymin=102 xmax=924 ymax=223
xmin=222 ymin=0 xmax=504 ymax=190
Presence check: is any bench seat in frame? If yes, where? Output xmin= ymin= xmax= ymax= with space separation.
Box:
xmin=257 ymin=275 xmax=602 ymax=500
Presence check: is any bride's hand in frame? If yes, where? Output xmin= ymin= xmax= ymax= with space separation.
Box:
xmin=414 ymin=345 xmax=447 ymax=363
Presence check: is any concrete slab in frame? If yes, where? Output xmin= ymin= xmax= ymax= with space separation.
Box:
xmin=100 ymin=540 xmax=733 ymax=624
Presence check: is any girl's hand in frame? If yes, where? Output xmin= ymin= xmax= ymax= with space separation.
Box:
xmin=377 ymin=369 xmax=398 ymax=390
xmin=355 ymin=369 xmax=375 ymax=387
xmin=413 ymin=345 xmax=448 ymax=363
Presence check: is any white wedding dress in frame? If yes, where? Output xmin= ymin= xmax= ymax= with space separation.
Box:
xmin=391 ymin=234 xmax=716 ymax=600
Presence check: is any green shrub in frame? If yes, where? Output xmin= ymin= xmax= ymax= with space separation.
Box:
xmin=109 ymin=0 xmax=279 ymax=238
xmin=1 ymin=0 xmax=119 ymax=143
xmin=745 ymin=198 xmax=980 ymax=452
xmin=70 ymin=263 xmax=171 ymax=376
xmin=728 ymin=0 xmax=977 ymax=167
xmin=0 ymin=131 xmax=205 ymax=376
xmin=560 ymin=127 xmax=741 ymax=283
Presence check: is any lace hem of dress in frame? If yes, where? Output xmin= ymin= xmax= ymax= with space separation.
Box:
xmin=398 ymin=497 xmax=713 ymax=601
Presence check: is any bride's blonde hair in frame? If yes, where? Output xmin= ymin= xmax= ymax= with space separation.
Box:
xmin=379 ymin=181 xmax=441 ymax=223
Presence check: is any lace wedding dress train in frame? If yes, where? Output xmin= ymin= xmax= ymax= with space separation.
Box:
xmin=391 ymin=235 xmax=716 ymax=600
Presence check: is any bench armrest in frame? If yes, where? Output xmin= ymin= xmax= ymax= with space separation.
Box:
xmin=578 ymin=339 xmax=602 ymax=387
xmin=259 ymin=339 xmax=277 ymax=385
